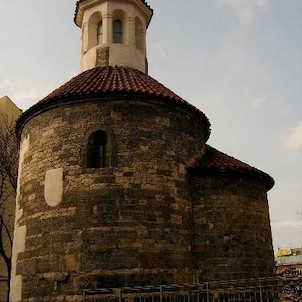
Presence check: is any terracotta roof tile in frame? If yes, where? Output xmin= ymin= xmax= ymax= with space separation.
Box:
xmin=40 ymin=66 xmax=186 ymax=103
xmin=17 ymin=66 xmax=211 ymax=139
xmin=190 ymin=145 xmax=274 ymax=190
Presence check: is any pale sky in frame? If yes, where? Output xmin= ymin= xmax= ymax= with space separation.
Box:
xmin=0 ymin=0 xmax=301 ymax=252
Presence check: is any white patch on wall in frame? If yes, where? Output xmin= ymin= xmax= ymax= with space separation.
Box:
xmin=16 ymin=135 xmax=30 ymax=201
xmin=10 ymin=134 xmax=30 ymax=301
xmin=44 ymin=168 xmax=63 ymax=207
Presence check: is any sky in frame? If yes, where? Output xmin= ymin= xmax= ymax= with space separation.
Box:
xmin=0 ymin=0 xmax=301 ymax=252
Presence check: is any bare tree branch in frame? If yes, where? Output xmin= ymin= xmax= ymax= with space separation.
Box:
xmin=0 ymin=113 xmax=19 ymax=302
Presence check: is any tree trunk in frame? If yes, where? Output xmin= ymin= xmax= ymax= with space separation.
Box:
xmin=6 ymin=258 xmax=11 ymax=302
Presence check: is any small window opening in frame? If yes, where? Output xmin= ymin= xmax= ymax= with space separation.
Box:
xmin=87 ymin=131 xmax=107 ymax=168
xmin=113 ymin=20 xmax=123 ymax=43
xmin=97 ymin=20 xmax=103 ymax=45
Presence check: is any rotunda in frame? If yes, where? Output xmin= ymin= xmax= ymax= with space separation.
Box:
xmin=10 ymin=1 xmax=275 ymax=301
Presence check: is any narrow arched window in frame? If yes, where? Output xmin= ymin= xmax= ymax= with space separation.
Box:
xmin=113 ymin=20 xmax=122 ymax=44
xmin=87 ymin=131 xmax=107 ymax=168
xmin=97 ymin=20 xmax=103 ymax=45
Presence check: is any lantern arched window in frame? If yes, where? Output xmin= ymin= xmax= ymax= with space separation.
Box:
xmin=113 ymin=20 xmax=123 ymax=44
xmin=97 ymin=20 xmax=103 ymax=45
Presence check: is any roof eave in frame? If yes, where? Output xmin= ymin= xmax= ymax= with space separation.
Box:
xmin=16 ymin=91 xmax=211 ymax=141
xmin=188 ymin=166 xmax=275 ymax=191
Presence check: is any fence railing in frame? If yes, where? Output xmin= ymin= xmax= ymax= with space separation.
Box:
xmin=83 ymin=277 xmax=300 ymax=302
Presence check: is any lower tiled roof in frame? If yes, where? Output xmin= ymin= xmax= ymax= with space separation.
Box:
xmin=189 ymin=145 xmax=274 ymax=190
xmin=16 ymin=66 xmax=211 ymax=138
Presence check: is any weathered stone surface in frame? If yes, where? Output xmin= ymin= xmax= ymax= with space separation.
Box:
xmin=13 ymin=96 xmax=274 ymax=301
xmin=14 ymin=98 xmax=207 ymax=300
xmin=191 ymin=174 xmax=275 ymax=281
xmin=96 ymin=46 xmax=109 ymax=67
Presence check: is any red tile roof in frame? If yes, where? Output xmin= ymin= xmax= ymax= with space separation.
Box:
xmin=74 ymin=0 xmax=153 ymax=27
xmin=189 ymin=145 xmax=274 ymax=190
xmin=41 ymin=66 xmax=185 ymax=103
xmin=16 ymin=66 xmax=211 ymax=138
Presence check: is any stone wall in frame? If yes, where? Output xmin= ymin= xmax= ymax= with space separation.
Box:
xmin=13 ymin=97 xmax=207 ymax=300
xmin=191 ymin=174 xmax=275 ymax=282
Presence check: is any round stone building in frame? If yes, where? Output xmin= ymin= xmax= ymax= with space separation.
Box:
xmin=10 ymin=0 xmax=275 ymax=301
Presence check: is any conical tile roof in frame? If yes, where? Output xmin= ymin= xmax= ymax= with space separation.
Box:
xmin=16 ymin=66 xmax=211 ymax=138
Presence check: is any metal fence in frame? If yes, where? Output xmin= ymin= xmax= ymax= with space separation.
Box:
xmin=83 ymin=277 xmax=290 ymax=302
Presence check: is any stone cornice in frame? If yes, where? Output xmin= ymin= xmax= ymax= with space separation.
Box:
xmin=74 ymin=0 xmax=153 ymax=28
